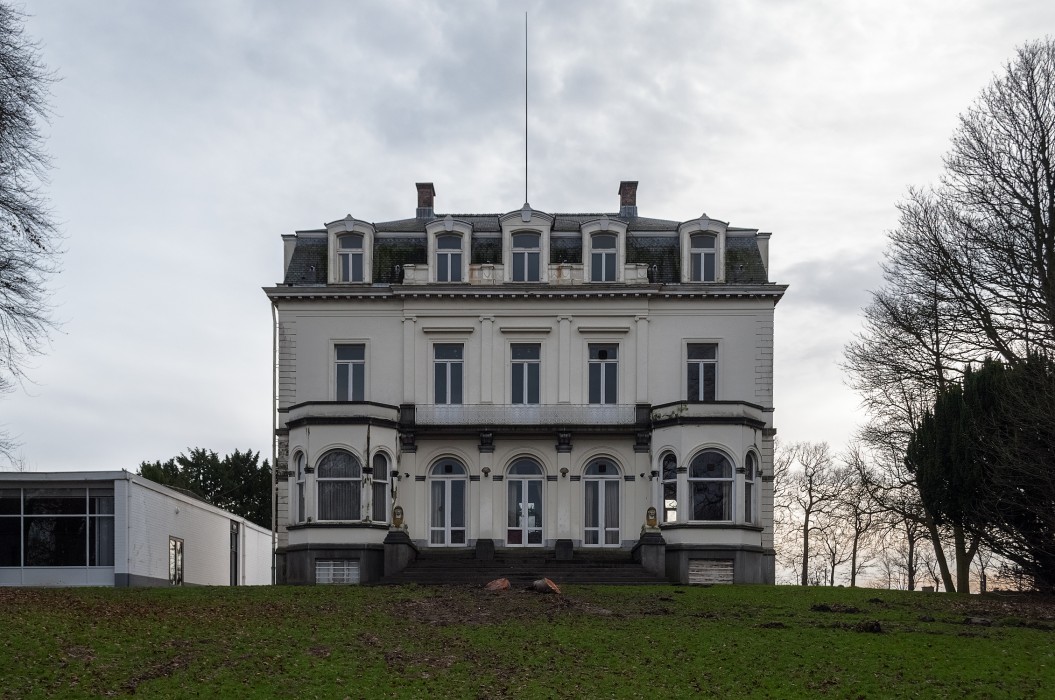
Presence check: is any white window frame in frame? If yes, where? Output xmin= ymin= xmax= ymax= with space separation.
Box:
xmin=426 ymin=216 xmax=473 ymax=284
xmin=371 ymin=452 xmax=390 ymax=523
xmin=337 ymin=233 xmax=365 ymax=282
xmin=678 ymin=217 xmax=726 ymax=283
xmin=511 ymin=231 xmax=542 ymax=282
xmin=688 ymin=449 xmax=734 ymax=522
xmin=588 ymin=343 xmax=619 ymax=405
xmin=510 ymin=343 xmax=542 ymax=405
xmin=293 ymin=452 xmax=306 ymax=524
xmin=334 ymin=343 xmax=367 ymax=401
xmin=583 ymin=458 xmax=621 ymax=546
xmin=660 ymin=451 xmax=678 ymax=524
xmin=433 ymin=343 xmax=464 ymax=405
xmin=744 ymin=451 xmax=759 ymax=525
xmin=326 ymin=215 xmax=374 ymax=284
xmin=580 ymin=217 xmax=627 ymax=283
xmin=689 ymin=233 xmax=717 ymax=282
xmin=686 ymin=342 xmax=718 ymax=402
xmin=316 ymin=449 xmax=362 ymax=522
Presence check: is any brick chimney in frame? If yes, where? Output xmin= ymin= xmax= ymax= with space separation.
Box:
xmin=618 ymin=181 xmax=638 ymax=218
xmin=416 ymin=182 xmax=436 ymax=219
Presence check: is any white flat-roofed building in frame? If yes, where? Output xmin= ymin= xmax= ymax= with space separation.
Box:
xmin=0 ymin=471 xmax=272 ymax=587
xmin=265 ymin=181 xmax=786 ymax=585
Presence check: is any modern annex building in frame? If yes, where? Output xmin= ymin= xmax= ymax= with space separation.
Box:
xmin=265 ymin=182 xmax=785 ymax=585
xmin=0 ymin=471 xmax=272 ymax=587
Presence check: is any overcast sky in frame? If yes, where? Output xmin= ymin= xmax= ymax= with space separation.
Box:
xmin=5 ymin=0 xmax=1055 ymax=472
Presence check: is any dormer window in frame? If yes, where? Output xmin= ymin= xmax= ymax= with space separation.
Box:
xmin=512 ymin=232 xmax=541 ymax=282
xmin=690 ymin=234 xmax=717 ymax=282
xmin=436 ymin=234 xmax=463 ymax=282
xmin=326 ymin=215 xmax=374 ymax=284
xmin=338 ymin=234 xmax=364 ymax=282
xmin=590 ymin=234 xmax=617 ymax=282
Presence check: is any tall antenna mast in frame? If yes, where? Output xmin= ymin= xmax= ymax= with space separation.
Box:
xmin=524 ymin=12 xmax=529 ymax=204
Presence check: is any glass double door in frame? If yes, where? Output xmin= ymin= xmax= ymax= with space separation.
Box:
xmin=506 ymin=477 xmax=543 ymax=546
xmin=429 ymin=478 xmax=466 ymax=546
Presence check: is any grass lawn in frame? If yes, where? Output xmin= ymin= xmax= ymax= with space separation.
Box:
xmin=1 ymin=583 xmax=1053 ymax=699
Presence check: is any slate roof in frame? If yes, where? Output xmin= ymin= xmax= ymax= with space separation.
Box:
xmin=282 ymin=212 xmax=771 ymax=287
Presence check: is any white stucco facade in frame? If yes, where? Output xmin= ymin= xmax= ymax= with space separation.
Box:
xmin=266 ymin=181 xmax=785 ymax=584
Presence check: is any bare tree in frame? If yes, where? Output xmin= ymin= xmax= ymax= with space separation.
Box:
xmin=777 ymin=442 xmax=843 ymax=586
xmin=0 ymin=3 xmax=58 ymax=462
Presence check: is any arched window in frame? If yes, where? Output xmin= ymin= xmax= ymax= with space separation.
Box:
xmin=744 ymin=452 xmax=758 ymax=524
xmin=372 ymin=453 xmax=390 ymax=523
xmin=590 ymin=234 xmax=617 ymax=282
xmin=661 ymin=452 xmax=678 ymax=523
xmin=690 ymin=233 xmax=717 ymax=282
xmin=337 ymin=233 xmax=364 ymax=282
xmin=316 ymin=450 xmax=361 ymax=521
xmin=436 ymin=234 xmax=463 ymax=282
xmin=507 ymin=458 xmax=544 ymax=546
xmin=584 ymin=459 xmax=620 ymax=545
xmin=512 ymin=232 xmax=541 ymax=282
xmin=293 ymin=452 xmax=306 ymax=523
xmin=429 ymin=459 xmax=467 ymax=546
xmin=689 ymin=450 xmax=733 ymax=521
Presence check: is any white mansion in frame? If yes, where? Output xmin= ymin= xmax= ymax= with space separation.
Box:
xmin=264 ymin=182 xmax=785 ymax=585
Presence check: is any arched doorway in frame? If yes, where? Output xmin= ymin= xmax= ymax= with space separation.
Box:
xmin=506 ymin=458 xmax=544 ymax=546
xmin=583 ymin=458 xmax=621 ymax=546
xmin=429 ymin=458 xmax=467 ymax=546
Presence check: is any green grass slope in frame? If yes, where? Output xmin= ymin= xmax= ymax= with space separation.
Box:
xmin=1 ymin=584 xmax=1052 ymax=699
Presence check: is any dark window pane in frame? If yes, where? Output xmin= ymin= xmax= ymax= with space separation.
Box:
xmin=24 ymin=488 xmax=85 ymax=516
xmin=336 ymin=345 xmax=365 ymax=361
xmin=351 ymin=254 xmax=363 ymax=281
xmin=435 ymin=344 xmax=462 ymax=360
xmin=591 ymin=252 xmax=603 ymax=281
xmin=690 ymin=452 xmax=732 ymax=479
xmin=692 ymin=254 xmax=702 ymax=281
xmin=340 ymin=254 xmax=350 ymax=281
xmin=352 ymin=364 xmax=365 ymax=401
xmin=437 ymin=235 xmax=461 ymax=250
xmin=451 ymin=363 xmax=463 ymax=404
xmin=509 ymin=459 xmax=543 ymax=475
xmin=513 ymin=254 xmax=525 ymax=281
xmin=89 ymin=489 xmax=114 ymax=515
xmin=513 ymin=233 xmax=539 ymax=248
xmin=604 ymin=254 xmax=616 ymax=281
xmin=590 ymin=344 xmax=616 ymax=360
xmin=687 ymin=363 xmax=700 ymax=400
xmin=0 ymin=518 xmax=20 ymax=565
xmin=703 ymin=364 xmax=716 ymax=401
xmin=662 ymin=454 xmax=678 ymax=482
xmin=319 ymin=481 xmax=359 ymax=520
xmin=604 ymin=364 xmax=617 ymax=404
xmin=336 ymin=363 xmax=349 ymax=401
xmin=0 ymin=489 xmax=19 ymax=515
xmin=372 ymin=482 xmax=387 ymax=522
xmin=512 ymin=363 xmax=524 ymax=404
xmin=450 ymin=253 xmax=462 ymax=281
xmin=527 ymin=252 xmax=539 ymax=281
xmin=527 ymin=363 xmax=540 ymax=404
xmin=451 ymin=480 xmax=466 ymax=528
xmin=687 ymin=344 xmax=716 ymax=360
xmin=317 ymin=451 xmax=360 ymax=479
xmin=593 ymin=234 xmax=616 ymax=250
xmin=692 ymin=483 xmax=728 ymax=520
xmin=339 ymin=234 xmax=363 ymax=249
xmin=512 ymin=344 xmax=540 ymax=360
xmin=89 ymin=517 xmax=115 ymax=566
xmin=435 ymin=363 xmax=447 ymax=403
xmin=24 ymin=517 xmax=87 ymax=566
xmin=589 ymin=363 xmax=601 ymax=404
xmin=704 ymin=252 xmax=715 ymax=281
xmin=691 ymin=234 xmax=715 ymax=249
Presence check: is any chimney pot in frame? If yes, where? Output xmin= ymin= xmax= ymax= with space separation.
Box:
xmin=618 ymin=180 xmax=638 ymax=218
xmin=416 ymin=182 xmax=436 ymax=218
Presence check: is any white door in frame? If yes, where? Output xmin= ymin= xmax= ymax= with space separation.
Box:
xmin=583 ymin=459 xmax=620 ymax=546
xmin=429 ymin=460 xmax=467 ymax=546
xmin=506 ymin=458 xmax=545 ymax=546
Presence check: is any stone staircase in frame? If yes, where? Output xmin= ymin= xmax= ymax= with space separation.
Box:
xmin=376 ymin=547 xmax=668 ymax=587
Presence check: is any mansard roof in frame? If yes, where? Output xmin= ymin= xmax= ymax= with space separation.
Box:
xmin=282 ymin=210 xmax=771 ymax=287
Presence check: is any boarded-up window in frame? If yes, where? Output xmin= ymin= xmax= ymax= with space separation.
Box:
xmin=688 ymin=559 xmax=733 ymax=585
xmin=315 ymin=559 xmax=360 ymax=585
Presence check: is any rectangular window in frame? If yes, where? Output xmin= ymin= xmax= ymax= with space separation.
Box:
xmin=588 ymin=344 xmax=618 ymax=404
xmin=511 ymin=343 xmax=541 ymax=405
xmin=687 ymin=343 xmax=718 ymax=401
xmin=512 ymin=233 xmax=541 ymax=282
xmin=169 ymin=537 xmax=184 ymax=586
xmin=436 ymin=235 xmax=463 ymax=282
xmin=590 ymin=234 xmax=617 ymax=282
xmin=335 ymin=344 xmax=365 ymax=401
xmin=4 ymin=487 xmax=115 ymax=568
xmin=433 ymin=343 xmax=464 ymax=405
xmin=338 ymin=234 xmax=365 ymax=282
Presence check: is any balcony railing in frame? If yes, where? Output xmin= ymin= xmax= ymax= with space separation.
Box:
xmin=415 ymin=404 xmax=638 ymax=426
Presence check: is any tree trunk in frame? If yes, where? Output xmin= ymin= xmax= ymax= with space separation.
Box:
xmin=952 ymin=526 xmax=982 ymax=595
xmin=850 ymin=535 xmax=859 ymax=587
xmin=800 ymin=513 xmax=810 ymax=586
xmin=925 ymin=515 xmax=956 ymax=592
xmin=906 ymin=527 xmax=917 ymax=591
